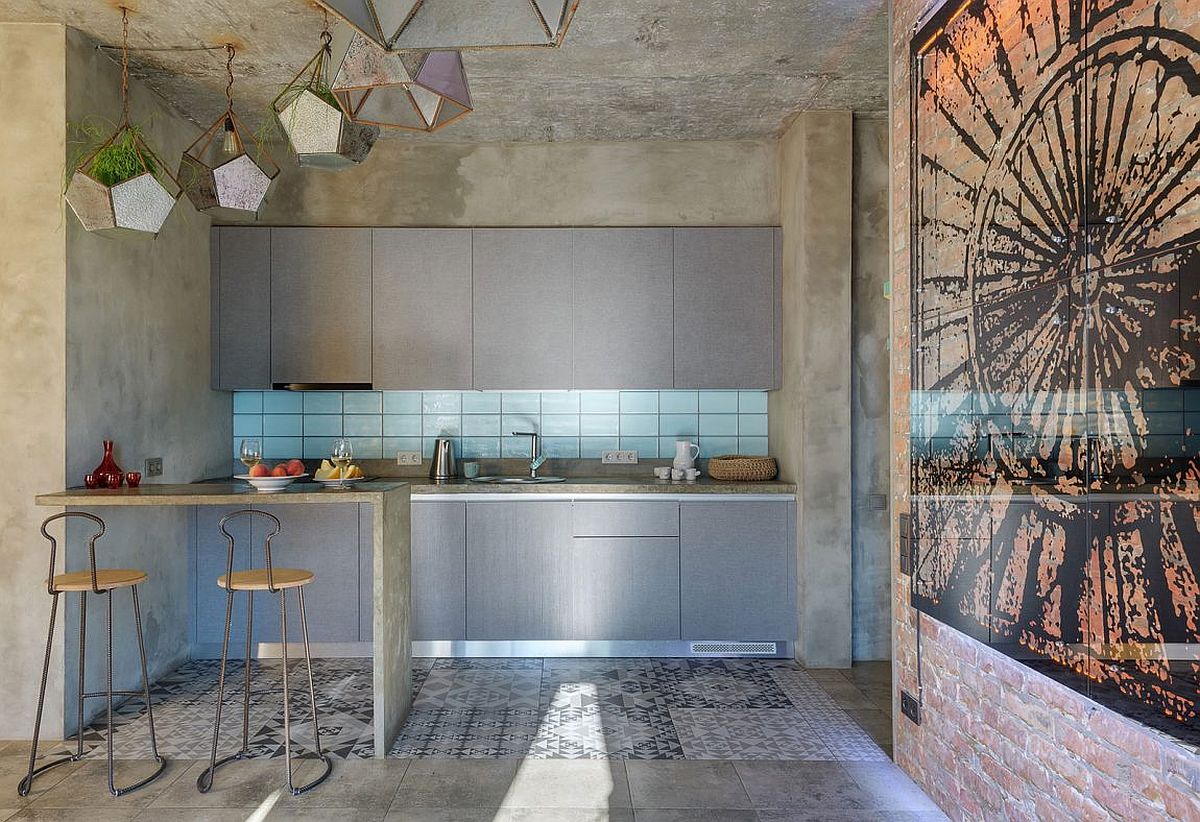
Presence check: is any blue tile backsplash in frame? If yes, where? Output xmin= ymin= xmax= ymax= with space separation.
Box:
xmin=232 ymin=391 xmax=770 ymax=461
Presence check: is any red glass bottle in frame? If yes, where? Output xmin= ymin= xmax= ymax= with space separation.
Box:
xmin=92 ymin=439 xmax=123 ymax=488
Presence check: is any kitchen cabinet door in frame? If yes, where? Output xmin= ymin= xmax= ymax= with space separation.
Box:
xmin=569 ymin=537 xmax=680 ymax=639
xmin=472 ymin=229 xmax=573 ymax=389
xmin=213 ymin=227 xmax=271 ymax=389
xmin=680 ymin=500 xmax=795 ymax=639
xmin=673 ymin=228 xmax=779 ymax=389
xmin=572 ymin=228 xmax=674 ymax=388
xmin=466 ymin=501 xmax=572 ymax=639
xmin=271 ymin=228 xmax=372 ymax=385
xmin=373 ymin=229 xmax=473 ymax=389
xmin=411 ymin=501 xmax=467 ymax=641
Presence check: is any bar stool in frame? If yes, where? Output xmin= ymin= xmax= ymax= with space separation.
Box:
xmin=197 ymin=509 xmax=331 ymax=796
xmin=19 ymin=512 xmax=166 ymax=798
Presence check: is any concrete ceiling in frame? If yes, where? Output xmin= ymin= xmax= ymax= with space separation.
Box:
xmin=4 ymin=0 xmax=887 ymax=142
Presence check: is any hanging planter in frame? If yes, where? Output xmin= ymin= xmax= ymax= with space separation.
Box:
xmin=64 ymin=7 xmax=181 ymax=236
xmin=180 ymin=46 xmax=280 ymax=216
xmin=273 ymin=24 xmax=378 ymax=169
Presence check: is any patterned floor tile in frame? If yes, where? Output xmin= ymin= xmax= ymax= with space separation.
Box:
xmin=388 ymin=708 xmax=543 ymax=758
xmin=528 ymin=705 xmax=684 ymax=760
xmin=670 ymin=708 xmax=833 ymax=760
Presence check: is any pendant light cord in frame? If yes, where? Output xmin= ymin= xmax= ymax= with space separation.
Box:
xmin=225 ymin=44 xmax=236 ymax=114
xmin=119 ymin=6 xmax=130 ymax=126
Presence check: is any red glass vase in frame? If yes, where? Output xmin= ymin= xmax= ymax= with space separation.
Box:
xmin=92 ymin=439 xmax=123 ymax=488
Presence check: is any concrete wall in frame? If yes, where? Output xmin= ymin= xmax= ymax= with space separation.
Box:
xmin=770 ymin=111 xmax=854 ymax=668
xmin=850 ymin=116 xmax=891 ymax=661
xmin=61 ymin=28 xmax=229 ymax=730
xmin=227 ymin=139 xmax=780 ymax=227
xmin=0 ymin=23 xmax=69 ymax=741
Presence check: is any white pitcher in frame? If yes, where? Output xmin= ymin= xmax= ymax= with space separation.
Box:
xmin=673 ymin=440 xmax=700 ymax=470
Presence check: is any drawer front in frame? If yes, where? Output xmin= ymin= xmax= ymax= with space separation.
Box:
xmin=572 ymin=501 xmax=679 ymax=537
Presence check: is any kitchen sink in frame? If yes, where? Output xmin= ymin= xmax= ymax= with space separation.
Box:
xmin=470 ymin=476 xmax=567 ymax=484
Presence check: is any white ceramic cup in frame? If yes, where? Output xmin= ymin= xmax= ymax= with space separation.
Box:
xmin=654 ymin=467 xmax=672 ymax=480
xmin=685 ymin=468 xmax=701 ymax=481
xmin=671 ymin=468 xmax=684 ymax=481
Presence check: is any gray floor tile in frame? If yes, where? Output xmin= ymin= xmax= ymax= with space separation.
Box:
xmin=633 ymin=811 xmax=757 ymax=822
xmin=756 ymin=812 xmax=948 ymax=822
xmin=502 ymin=810 xmax=635 ymax=822
xmin=266 ymin=758 xmax=407 ymax=811
xmin=732 ymin=761 xmax=876 ymax=810
xmin=501 ymin=760 xmax=631 ymax=808
xmin=25 ymin=759 xmax=186 ymax=810
xmin=0 ymin=754 xmax=82 ymax=807
xmin=841 ymin=763 xmax=943 ymax=812
xmin=3 ymin=809 xmax=141 ymax=821
xmin=842 ymin=711 xmax=892 ymax=748
xmin=625 ymin=761 xmax=752 ymax=809
xmin=385 ymin=810 xmax=499 ymax=822
xmin=670 ymin=709 xmax=831 ymax=760
xmin=146 ymin=759 xmax=317 ymax=808
xmin=393 ymin=759 xmax=520 ymax=808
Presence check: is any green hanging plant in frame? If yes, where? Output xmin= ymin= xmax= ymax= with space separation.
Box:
xmin=89 ymin=125 xmax=157 ymax=186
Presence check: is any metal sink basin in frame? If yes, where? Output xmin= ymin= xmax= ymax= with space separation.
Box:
xmin=470 ymin=476 xmax=567 ymax=484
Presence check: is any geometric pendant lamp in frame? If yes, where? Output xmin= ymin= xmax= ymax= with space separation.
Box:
xmin=314 ymin=0 xmax=580 ymax=51
xmin=330 ymin=31 xmax=472 ymax=132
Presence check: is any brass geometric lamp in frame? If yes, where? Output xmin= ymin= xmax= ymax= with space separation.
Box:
xmin=180 ymin=46 xmax=280 ymax=215
xmin=315 ymin=0 xmax=580 ymax=50
xmin=330 ymin=31 xmax=472 ymax=132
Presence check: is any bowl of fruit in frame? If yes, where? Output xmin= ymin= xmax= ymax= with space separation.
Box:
xmin=236 ymin=459 xmax=308 ymax=492
xmin=313 ymin=459 xmax=367 ymax=487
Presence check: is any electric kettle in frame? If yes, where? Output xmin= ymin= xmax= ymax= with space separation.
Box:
xmin=430 ymin=438 xmax=457 ymax=480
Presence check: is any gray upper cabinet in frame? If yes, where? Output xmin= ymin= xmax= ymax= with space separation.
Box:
xmin=680 ymin=500 xmax=795 ymax=639
xmin=271 ymin=227 xmax=372 ymax=385
xmin=212 ymin=227 xmax=271 ymax=389
xmin=572 ymin=228 xmax=674 ymax=389
xmin=412 ymin=501 xmax=468 ymax=641
xmin=673 ymin=227 xmax=779 ymax=389
xmin=373 ymin=229 xmax=473 ymax=389
xmin=472 ymin=229 xmax=573 ymax=389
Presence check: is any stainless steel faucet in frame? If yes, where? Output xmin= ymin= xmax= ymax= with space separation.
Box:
xmin=511 ymin=431 xmax=547 ymax=478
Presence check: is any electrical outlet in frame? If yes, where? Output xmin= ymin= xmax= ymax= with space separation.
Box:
xmin=144 ymin=457 xmax=163 ymax=477
xmin=396 ymin=451 xmax=422 ymax=466
xmin=901 ymin=690 xmax=921 ymax=725
xmin=600 ymin=450 xmax=639 ymax=465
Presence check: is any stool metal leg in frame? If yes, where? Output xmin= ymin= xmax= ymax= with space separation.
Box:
xmin=241 ymin=591 xmax=254 ymax=755
xmin=18 ymin=594 xmax=76 ymax=797
xmin=77 ymin=592 xmax=87 ymax=760
xmin=280 ymin=588 xmax=331 ymax=796
xmin=197 ymin=588 xmax=237 ymax=793
xmin=295 ymin=586 xmax=332 ymax=794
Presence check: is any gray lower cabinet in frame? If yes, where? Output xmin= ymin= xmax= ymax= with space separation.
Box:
xmin=411 ymin=501 xmax=467 ymax=641
xmin=673 ymin=227 xmax=779 ymax=389
xmin=680 ymin=500 xmax=795 ymax=639
xmin=212 ymin=227 xmax=271 ymax=389
xmin=572 ymin=228 xmax=674 ymax=389
xmin=372 ymin=229 xmax=473 ymax=389
xmin=271 ymin=227 xmax=372 ymax=385
xmin=569 ymin=537 xmax=680 ymax=639
xmin=466 ymin=501 xmax=573 ymax=639
xmin=472 ymin=229 xmax=573 ymax=389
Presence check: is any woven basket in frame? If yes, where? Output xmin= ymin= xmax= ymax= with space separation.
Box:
xmin=707 ymin=455 xmax=778 ymax=482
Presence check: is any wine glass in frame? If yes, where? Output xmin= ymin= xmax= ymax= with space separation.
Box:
xmin=331 ymin=437 xmax=353 ymax=489
xmin=239 ymin=439 xmax=262 ymax=475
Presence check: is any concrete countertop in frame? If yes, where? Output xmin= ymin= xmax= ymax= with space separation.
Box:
xmin=36 ymin=480 xmax=410 ymax=506
xmin=409 ymin=476 xmax=797 ymax=495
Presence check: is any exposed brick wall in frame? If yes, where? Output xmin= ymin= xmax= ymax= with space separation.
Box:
xmin=888 ymin=2 xmax=1200 ymax=819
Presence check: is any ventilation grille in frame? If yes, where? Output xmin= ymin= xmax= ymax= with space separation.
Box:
xmin=690 ymin=641 xmax=778 ymax=656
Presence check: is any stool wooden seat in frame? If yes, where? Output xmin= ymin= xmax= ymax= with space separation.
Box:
xmin=218 ymin=568 xmax=314 ymax=591
xmin=51 ymin=569 xmax=149 ymax=592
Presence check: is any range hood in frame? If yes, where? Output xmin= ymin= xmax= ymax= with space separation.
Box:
xmin=272 ymin=383 xmax=373 ymax=391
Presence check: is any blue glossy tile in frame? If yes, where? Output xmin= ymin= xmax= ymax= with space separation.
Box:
xmin=349 ymin=437 xmax=383 ymax=459
xmin=580 ymin=392 xmax=620 ymax=413
xmin=698 ymin=392 xmax=739 ymax=413
xmin=540 ymin=393 xmax=580 ymax=414
xmin=581 ymin=437 xmax=620 ymax=458
xmin=303 ymin=436 xmax=337 ymax=459
xmin=233 ymin=392 xmax=263 ymax=414
xmin=383 ymin=436 xmax=422 ymax=456
xmin=343 ymin=392 xmax=382 ymax=414
xmin=304 ymin=414 xmax=342 ymax=436
xmin=302 ymin=392 xmax=342 ymax=414
xmin=738 ymin=414 xmax=768 ymax=436
xmin=541 ymin=415 xmax=580 ymax=436
xmin=383 ymin=391 xmax=422 ymax=414
xmin=262 ymin=414 xmax=302 ymax=437
xmin=659 ymin=391 xmax=699 ymax=414
xmin=263 ymin=391 xmax=303 ymax=414
xmin=1145 ymin=413 xmax=1184 ymax=436
xmin=620 ymin=391 xmax=659 ymax=413
xmin=738 ymin=436 xmax=769 ymax=456
xmin=699 ymin=414 xmax=738 ymax=436
xmin=501 ymin=435 xmax=532 ymax=458
xmin=262 ymin=437 xmax=301 ymax=460
xmin=579 ymin=414 xmax=619 ymax=436
xmin=383 ymin=415 xmax=422 ymax=437
xmin=233 ymin=414 xmax=262 ymax=437
xmin=1185 ymin=389 xmax=1200 ymax=412
xmin=1144 ymin=435 xmax=1184 ymax=457
xmin=620 ymin=437 xmax=659 ymax=458
xmin=423 ymin=392 xmax=461 ymax=414
xmin=461 ymin=437 xmax=501 ymax=459
xmin=462 ymin=414 xmax=501 ymax=437
xmin=699 ymin=436 xmax=738 ymax=458
xmin=344 ymin=414 xmax=383 ymax=437
xmin=423 ymin=415 xmax=461 ymax=437
xmin=462 ymin=392 xmax=502 ymax=414
xmin=502 ymin=393 xmax=540 ymax=414
xmin=659 ymin=414 xmax=699 ymax=437
xmin=502 ymin=414 xmax=539 ymax=434
xmin=542 ymin=437 xmax=580 ymax=458
xmin=1142 ymin=388 xmax=1184 ymax=412
xmin=739 ymin=391 xmax=768 ymax=413
xmin=620 ymin=414 xmax=659 ymax=437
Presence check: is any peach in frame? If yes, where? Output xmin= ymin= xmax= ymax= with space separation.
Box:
xmin=272 ymin=464 xmax=289 ymax=477
xmin=286 ymin=459 xmax=305 ymax=476
xmin=249 ymin=463 xmax=270 ymax=478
